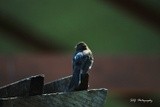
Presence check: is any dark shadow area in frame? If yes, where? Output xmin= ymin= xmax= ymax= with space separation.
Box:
xmin=103 ymin=0 xmax=160 ymax=32
xmin=0 ymin=11 xmax=67 ymax=52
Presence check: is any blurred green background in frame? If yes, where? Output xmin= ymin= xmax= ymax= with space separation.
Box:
xmin=0 ymin=0 xmax=160 ymax=54
xmin=0 ymin=0 xmax=160 ymax=107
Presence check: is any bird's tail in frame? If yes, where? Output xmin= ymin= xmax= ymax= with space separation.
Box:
xmin=67 ymin=67 xmax=81 ymax=91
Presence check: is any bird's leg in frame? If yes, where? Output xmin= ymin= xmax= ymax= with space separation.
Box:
xmin=75 ymin=73 xmax=89 ymax=91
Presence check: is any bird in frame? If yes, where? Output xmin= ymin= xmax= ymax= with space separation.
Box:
xmin=68 ymin=41 xmax=94 ymax=91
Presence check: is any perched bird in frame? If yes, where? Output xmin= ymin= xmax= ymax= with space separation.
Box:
xmin=68 ymin=41 xmax=94 ymax=91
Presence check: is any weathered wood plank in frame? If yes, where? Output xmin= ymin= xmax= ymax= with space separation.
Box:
xmin=44 ymin=74 xmax=89 ymax=93
xmin=0 ymin=75 xmax=44 ymax=98
xmin=0 ymin=89 xmax=107 ymax=107
xmin=43 ymin=75 xmax=72 ymax=93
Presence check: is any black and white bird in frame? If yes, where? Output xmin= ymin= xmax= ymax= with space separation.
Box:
xmin=68 ymin=41 xmax=94 ymax=91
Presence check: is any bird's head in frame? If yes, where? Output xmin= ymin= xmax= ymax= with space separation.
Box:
xmin=75 ymin=41 xmax=88 ymax=51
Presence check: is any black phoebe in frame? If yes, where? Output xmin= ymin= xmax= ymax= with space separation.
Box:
xmin=68 ymin=41 xmax=94 ymax=91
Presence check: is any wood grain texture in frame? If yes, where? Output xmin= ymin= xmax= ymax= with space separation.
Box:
xmin=0 ymin=89 xmax=107 ymax=107
xmin=0 ymin=75 xmax=44 ymax=98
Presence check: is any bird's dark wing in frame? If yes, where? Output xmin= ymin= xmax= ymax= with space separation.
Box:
xmin=68 ymin=52 xmax=83 ymax=91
